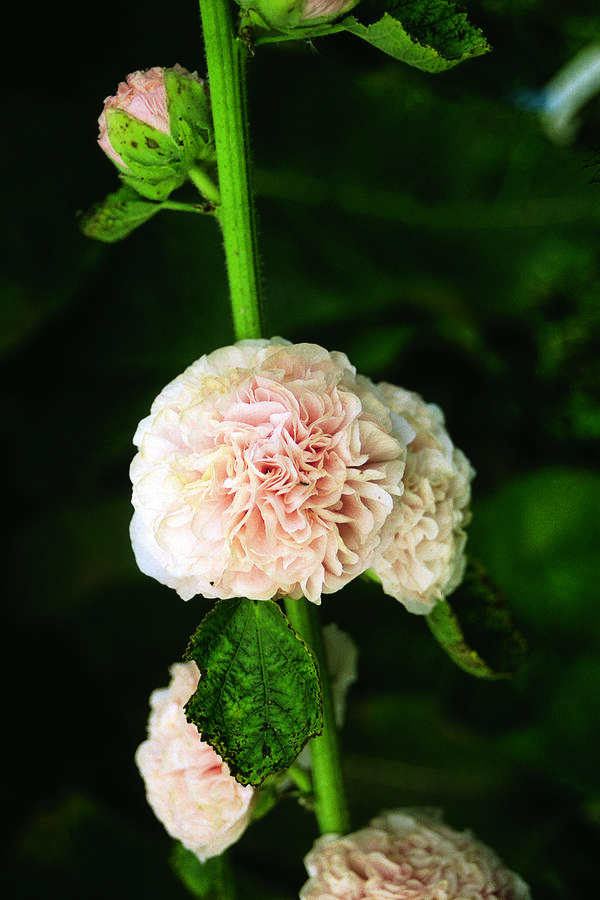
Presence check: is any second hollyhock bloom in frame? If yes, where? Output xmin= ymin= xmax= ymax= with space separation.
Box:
xmin=300 ymin=808 xmax=531 ymax=899
xmin=135 ymin=662 xmax=255 ymax=861
xmin=369 ymin=384 xmax=474 ymax=614
xmin=130 ymin=339 xmax=409 ymax=604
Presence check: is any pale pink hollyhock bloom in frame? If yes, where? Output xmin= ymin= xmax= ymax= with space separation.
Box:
xmin=135 ymin=661 xmax=254 ymax=861
xmin=98 ymin=65 xmax=201 ymax=168
xmin=130 ymin=338 xmax=409 ymax=604
xmin=370 ymin=385 xmax=474 ymax=614
xmin=300 ymin=808 xmax=531 ymax=900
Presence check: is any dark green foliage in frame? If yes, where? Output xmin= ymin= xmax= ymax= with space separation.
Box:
xmin=4 ymin=1 xmax=600 ymax=897
xmin=79 ymin=185 xmax=166 ymax=242
xmin=185 ymin=599 xmax=322 ymax=785
xmin=427 ymin=559 xmax=527 ymax=678
xmin=344 ymin=0 xmax=491 ymax=70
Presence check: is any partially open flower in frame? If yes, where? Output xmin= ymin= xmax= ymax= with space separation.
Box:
xmin=300 ymin=808 xmax=531 ymax=900
xmin=135 ymin=662 xmax=254 ymax=861
xmin=98 ymin=65 xmax=214 ymax=201
xmin=130 ymin=338 xmax=408 ymax=604
xmin=369 ymin=385 xmax=474 ymax=614
xmin=99 ymin=67 xmax=172 ymax=168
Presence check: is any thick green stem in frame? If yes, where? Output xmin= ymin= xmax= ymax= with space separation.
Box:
xmin=284 ymin=598 xmax=351 ymax=835
xmin=199 ymin=0 xmax=348 ymax=838
xmin=199 ymin=0 xmax=264 ymax=340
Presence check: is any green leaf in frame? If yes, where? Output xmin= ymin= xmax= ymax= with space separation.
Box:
xmin=184 ymin=598 xmax=323 ymax=787
xmin=342 ymin=0 xmax=491 ymax=72
xmin=170 ymin=844 xmax=236 ymax=900
xmin=426 ymin=559 xmax=527 ymax=679
xmin=78 ymin=185 xmax=164 ymax=243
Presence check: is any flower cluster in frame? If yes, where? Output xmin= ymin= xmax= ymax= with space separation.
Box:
xmin=300 ymin=808 xmax=531 ymax=899
xmin=135 ymin=661 xmax=255 ymax=861
xmin=130 ymin=338 xmax=473 ymax=612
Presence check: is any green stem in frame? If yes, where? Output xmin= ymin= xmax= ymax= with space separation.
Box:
xmin=199 ymin=0 xmax=348 ymax=838
xmin=188 ymin=166 xmax=222 ymax=205
xmin=199 ymin=0 xmax=265 ymax=341
xmin=161 ymin=200 xmax=215 ymax=214
xmin=284 ymin=598 xmax=351 ymax=835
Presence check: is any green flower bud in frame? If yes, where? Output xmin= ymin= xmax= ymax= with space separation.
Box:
xmin=237 ymin=0 xmax=359 ymax=31
xmin=98 ymin=65 xmax=215 ymax=202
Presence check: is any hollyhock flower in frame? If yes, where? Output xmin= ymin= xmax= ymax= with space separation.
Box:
xmin=98 ymin=67 xmax=172 ymax=167
xmin=300 ymin=808 xmax=531 ymax=900
xmin=369 ymin=385 xmax=474 ymax=614
xmin=97 ymin=65 xmax=214 ymax=201
xmin=135 ymin=661 xmax=254 ymax=861
xmin=130 ymin=338 xmax=409 ymax=604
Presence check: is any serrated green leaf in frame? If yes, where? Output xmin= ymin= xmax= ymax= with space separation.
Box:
xmin=170 ymin=844 xmax=236 ymax=899
xmin=78 ymin=185 xmax=164 ymax=242
xmin=184 ymin=599 xmax=323 ymax=787
xmin=342 ymin=0 xmax=491 ymax=72
xmin=426 ymin=559 xmax=527 ymax=679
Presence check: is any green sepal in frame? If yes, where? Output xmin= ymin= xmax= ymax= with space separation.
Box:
xmin=105 ymin=107 xmax=180 ymax=168
xmin=164 ymin=69 xmax=216 ymax=166
xmin=170 ymin=844 xmax=236 ymax=900
xmin=426 ymin=559 xmax=527 ymax=679
xmin=238 ymin=0 xmax=358 ymax=35
xmin=184 ymin=598 xmax=323 ymax=787
xmin=104 ymin=108 xmax=185 ymax=201
xmin=78 ymin=185 xmax=164 ymax=242
xmin=342 ymin=0 xmax=491 ymax=71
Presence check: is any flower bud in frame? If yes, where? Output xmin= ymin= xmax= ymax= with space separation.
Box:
xmin=98 ymin=65 xmax=215 ymax=202
xmin=237 ymin=0 xmax=358 ymax=30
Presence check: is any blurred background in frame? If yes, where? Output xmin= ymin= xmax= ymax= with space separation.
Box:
xmin=3 ymin=0 xmax=600 ymax=896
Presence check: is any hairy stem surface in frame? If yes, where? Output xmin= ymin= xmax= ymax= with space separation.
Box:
xmin=284 ymin=597 xmax=351 ymax=835
xmin=199 ymin=0 xmax=264 ymax=340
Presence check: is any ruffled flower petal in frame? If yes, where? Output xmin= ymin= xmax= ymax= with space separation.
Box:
xmin=130 ymin=339 xmax=407 ymax=604
xmin=300 ymin=808 xmax=531 ymax=900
